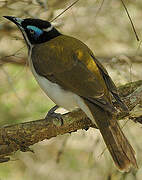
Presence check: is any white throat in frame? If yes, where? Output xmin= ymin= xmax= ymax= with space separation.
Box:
xmin=22 ymin=30 xmax=33 ymax=49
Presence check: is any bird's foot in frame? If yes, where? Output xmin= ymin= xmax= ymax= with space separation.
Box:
xmin=45 ymin=105 xmax=64 ymax=126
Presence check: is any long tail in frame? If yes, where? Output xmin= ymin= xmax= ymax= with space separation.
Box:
xmin=84 ymin=100 xmax=138 ymax=172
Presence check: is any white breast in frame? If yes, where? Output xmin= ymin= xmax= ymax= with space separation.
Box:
xmin=28 ymin=49 xmax=96 ymax=124
xmin=28 ymin=51 xmax=78 ymax=111
xmin=32 ymin=72 xmax=79 ymax=111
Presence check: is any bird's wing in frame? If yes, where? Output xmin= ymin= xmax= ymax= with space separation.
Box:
xmin=31 ymin=35 xmax=116 ymax=113
xmin=90 ymin=54 xmax=128 ymax=111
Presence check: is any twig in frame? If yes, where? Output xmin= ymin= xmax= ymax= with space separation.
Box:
xmin=50 ymin=0 xmax=80 ymax=22
xmin=120 ymin=0 xmax=139 ymax=41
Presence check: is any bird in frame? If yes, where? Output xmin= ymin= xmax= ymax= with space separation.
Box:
xmin=4 ymin=16 xmax=137 ymax=171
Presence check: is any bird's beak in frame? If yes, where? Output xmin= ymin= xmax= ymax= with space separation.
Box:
xmin=3 ymin=16 xmax=24 ymax=29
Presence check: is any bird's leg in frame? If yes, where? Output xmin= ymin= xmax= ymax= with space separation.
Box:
xmin=45 ymin=105 xmax=63 ymax=125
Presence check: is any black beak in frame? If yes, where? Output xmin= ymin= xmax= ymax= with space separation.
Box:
xmin=3 ymin=16 xmax=24 ymax=28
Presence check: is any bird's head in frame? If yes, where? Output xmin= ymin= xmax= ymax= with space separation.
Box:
xmin=4 ymin=16 xmax=61 ymax=47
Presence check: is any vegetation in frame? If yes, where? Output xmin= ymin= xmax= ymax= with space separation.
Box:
xmin=0 ymin=0 xmax=142 ymax=179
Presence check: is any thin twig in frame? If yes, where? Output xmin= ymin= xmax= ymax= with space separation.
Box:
xmin=94 ymin=0 xmax=105 ymax=19
xmin=50 ymin=0 xmax=80 ymax=22
xmin=120 ymin=0 xmax=139 ymax=41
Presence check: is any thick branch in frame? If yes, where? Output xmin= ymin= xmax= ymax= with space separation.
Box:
xmin=0 ymin=80 xmax=142 ymax=162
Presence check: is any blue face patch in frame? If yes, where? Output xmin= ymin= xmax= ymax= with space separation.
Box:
xmin=27 ymin=25 xmax=43 ymax=39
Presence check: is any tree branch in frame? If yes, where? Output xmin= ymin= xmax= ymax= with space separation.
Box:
xmin=0 ymin=80 xmax=142 ymax=163
xmin=0 ymin=54 xmax=142 ymax=66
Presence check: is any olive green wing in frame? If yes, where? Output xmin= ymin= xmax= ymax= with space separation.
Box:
xmin=47 ymin=55 xmax=116 ymax=113
xmin=31 ymin=37 xmax=116 ymax=113
xmin=89 ymin=53 xmax=128 ymax=111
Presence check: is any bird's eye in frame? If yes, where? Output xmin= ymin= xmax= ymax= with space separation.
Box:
xmin=29 ymin=29 xmax=35 ymax=34
xmin=27 ymin=26 xmax=43 ymax=40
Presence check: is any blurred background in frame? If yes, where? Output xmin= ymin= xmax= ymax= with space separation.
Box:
xmin=0 ymin=0 xmax=142 ymax=179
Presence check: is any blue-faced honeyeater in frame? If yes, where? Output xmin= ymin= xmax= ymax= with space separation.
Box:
xmin=4 ymin=16 xmax=137 ymax=171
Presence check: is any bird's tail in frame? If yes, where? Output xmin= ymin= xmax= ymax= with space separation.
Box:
xmin=84 ymin=100 xmax=138 ymax=172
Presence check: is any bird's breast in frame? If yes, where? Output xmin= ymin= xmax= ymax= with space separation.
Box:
xmin=28 ymin=48 xmax=96 ymax=124
xmin=28 ymin=53 xmax=78 ymax=111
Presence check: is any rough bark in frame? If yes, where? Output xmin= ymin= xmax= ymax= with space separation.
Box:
xmin=0 ymin=80 xmax=142 ymax=163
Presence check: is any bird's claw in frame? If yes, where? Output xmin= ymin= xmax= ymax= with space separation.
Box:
xmin=45 ymin=105 xmax=64 ymax=126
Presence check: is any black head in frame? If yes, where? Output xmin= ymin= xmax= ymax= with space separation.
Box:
xmin=3 ymin=16 xmax=61 ymax=47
